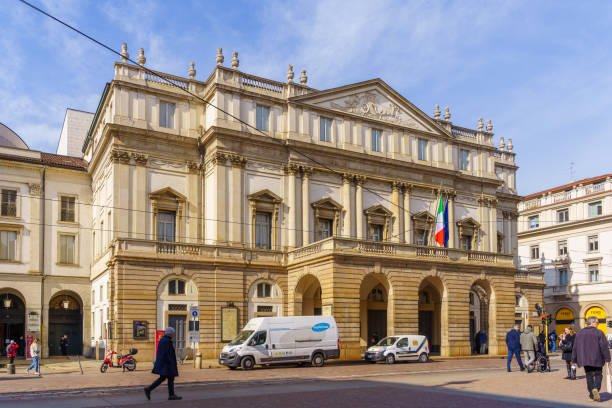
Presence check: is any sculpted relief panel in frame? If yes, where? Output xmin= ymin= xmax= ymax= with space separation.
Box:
xmin=321 ymin=90 xmax=427 ymax=131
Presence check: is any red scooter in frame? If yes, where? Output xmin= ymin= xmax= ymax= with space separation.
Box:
xmin=100 ymin=348 xmax=137 ymax=372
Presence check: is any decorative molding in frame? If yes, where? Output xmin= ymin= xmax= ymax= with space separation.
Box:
xmin=229 ymin=154 xmax=248 ymax=168
xmin=210 ymin=151 xmax=229 ymax=166
xmin=148 ymin=158 xmax=184 ymax=169
xmin=109 ymin=149 xmax=131 ymax=165
xmin=187 ymin=161 xmax=201 ymax=173
xmin=28 ymin=183 xmax=42 ymax=196
xmin=131 ymin=153 xmax=148 ymax=166
xmin=354 ymin=175 xmax=367 ymax=186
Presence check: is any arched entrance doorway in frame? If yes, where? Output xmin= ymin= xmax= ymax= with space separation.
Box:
xmin=49 ymin=293 xmax=83 ymax=356
xmin=555 ymin=307 xmax=575 ymax=335
xmin=360 ymin=273 xmax=389 ymax=349
xmin=0 ymin=291 xmax=25 ymax=355
xmin=418 ymin=277 xmax=443 ymax=353
xmin=585 ymin=306 xmax=607 ymax=334
xmin=294 ymin=275 xmax=322 ymax=316
xmin=157 ymin=276 xmax=198 ymax=360
xmin=469 ymin=281 xmax=491 ymax=355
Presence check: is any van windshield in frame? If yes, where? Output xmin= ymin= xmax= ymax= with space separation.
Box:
xmin=376 ymin=336 xmax=399 ymax=346
xmin=229 ymin=330 xmax=254 ymax=346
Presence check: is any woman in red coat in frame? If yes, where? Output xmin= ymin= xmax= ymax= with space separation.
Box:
xmin=6 ymin=340 xmax=18 ymax=364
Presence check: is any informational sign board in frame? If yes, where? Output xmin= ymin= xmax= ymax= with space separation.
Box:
xmin=189 ymin=331 xmax=200 ymax=343
xmin=189 ymin=305 xmax=200 ymax=319
xmin=27 ymin=312 xmax=40 ymax=332
xmin=26 ymin=335 xmax=34 ymax=360
xmin=221 ymin=307 xmax=239 ymax=342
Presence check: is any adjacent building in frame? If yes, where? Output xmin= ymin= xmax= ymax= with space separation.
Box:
xmin=1 ymin=46 xmax=544 ymax=360
xmin=518 ymin=174 xmax=612 ymax=335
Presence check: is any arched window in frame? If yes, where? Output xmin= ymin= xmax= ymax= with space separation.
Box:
xmin=257 ymin=282 xmax=271 ymax=298
xmin=371 ymin=288 xmax=384 ymax=302
xmin=168 ymin=279 xmax=185 ymax=295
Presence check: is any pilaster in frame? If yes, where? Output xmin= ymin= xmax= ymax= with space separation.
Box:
xmin=342 ymin=173 xmax=352 ymax=238
xmin=302 ymin=167 xmax=312 ymax=245
xmin=402 ymin=183 xmax=411 ymax=244
xmin=355 ymin=175 xmax=365 ymax=240
xmin=391 ymin=181 xmax=401 ymax=243
xmin=286 ymin=164 xmax=298 ymax=248
xmin=131 ymin=153 xmax=148 ymax=240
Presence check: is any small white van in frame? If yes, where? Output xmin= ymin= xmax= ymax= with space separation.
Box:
xmin=364 ymin=335 xmax=429 ymax=364
xmin=219 ymin=316 xmax=340 ymax=370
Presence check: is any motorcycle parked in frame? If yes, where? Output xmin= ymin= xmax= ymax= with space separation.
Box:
xmin=100 ymin=348 xmax=137 ymax=373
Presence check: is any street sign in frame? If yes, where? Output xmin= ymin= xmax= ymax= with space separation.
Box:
xmin=189 ymin=331 xmax=200 ymax=343
xmin=189 ymin=305 xmax=200 ymax=319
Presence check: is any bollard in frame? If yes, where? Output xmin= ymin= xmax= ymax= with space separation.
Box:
xmin=195 ymin=352 xmax=202 ymax=369
xmin=7 ymin=363 xmax=15 ymax=375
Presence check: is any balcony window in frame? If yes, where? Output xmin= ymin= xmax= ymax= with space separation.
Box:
xmin=369 ymin=224 xmax=384 ymax=242
xmin=588 ymin=235 xmax=599 ymax=252
xmin=557 ymin=208 xmax=569 ymax=223
xmin=0 ymin=189 xmax=17 ymax=217
xmin=255 ymin=212 xmax=271 ymax=249
xmin=0 ymin=230 xmax=17 ymax=260
xmin=157 ymin=211 xmax=176 ymax=242
xmin=316 ymin=218 xmax=333 ymax=241
xmin=415 ymin=229 xmax=429 ymax=246
xmin=257 ymin=283 xmax=271 ymax=298
xmin=558 ymin=268 xmax=568 ymax=286
xmin=461 ymin=235 xmax=473 ymax=251
xmin=371 ymin=129 xmax=382 ymax=152
xmin=589 ymin=264 xmax=599 ymax=282
xmin=159 ymin=101 xmax=175 ymax=129
xmin=530 ymin=245 xmax=540 ymax=260
xmin=418 ymin=139 xmax=428 ymax=161
xmin=528 ymin=215 xmax=539 ymax=229
xmin=59 ymin=234 xmax=75 ymax=264
xmin=460 ymin=149 xmax=470 ymax=170
xmin=558 ymin=239 xmax=568 ymax=256
xmin=589 ymin=201 xmax=602 ymax=217
xmin=168 ymin=279 xmax=185 ymax=295
xmin=320 ymin=118 xmax=332 ymax=142
xmin=60 ymin=196 xmax=76 ymax=222
xmin=256 ymin=105 xmax=270 ymax=131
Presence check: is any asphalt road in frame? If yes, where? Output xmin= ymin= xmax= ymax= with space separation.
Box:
xmin=0 ymin=357 xmax=607 ymax=407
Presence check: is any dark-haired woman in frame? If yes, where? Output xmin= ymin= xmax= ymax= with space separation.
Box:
xmin=559 ymin=327 xmax=576 ymax=380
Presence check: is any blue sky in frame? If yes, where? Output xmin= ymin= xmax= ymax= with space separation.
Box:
xmin=1 ymin=0 xmax=611 ymax=195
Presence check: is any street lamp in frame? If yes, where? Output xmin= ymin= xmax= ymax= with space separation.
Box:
xmin=3 ymin=296 xmax=11 ymax=309
xmin=62 ymin=299 xmax=70 ymax=310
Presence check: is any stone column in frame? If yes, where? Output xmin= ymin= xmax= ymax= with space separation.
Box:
xmin=342 ymin=174 xmax=352 ymax=238
xmin=302 ymin=168 xmax=312 ymax=245
xmin=287 ymin=165 xmax=297 ymax=248
xmin=355 ymin=176 xmax=365 ymax=240
xmin=391 ymin=181 xmax=401 ymax=243
xmin=229 ymin=155 xmax=247 ymax=246
xmin=489 ymin=199 xmax=498 ymax=252
xmin=403 ymin=183 xmax=411 ymax=244
xmin=448 ymin=192 xmax=456 ymax=248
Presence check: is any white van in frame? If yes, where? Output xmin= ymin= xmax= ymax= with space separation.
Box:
xmin=219 ymin=316 xmax=340 ymax=370
xmin=364 ymin=335 xmax=429 ymax=364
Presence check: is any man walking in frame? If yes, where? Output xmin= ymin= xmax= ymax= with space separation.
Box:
xmin=59 ymin=334 xmax=69 ymax=356
xmin=505 ymin=324 xmax=525 ymax=372
xmin=520 ymin=325 xmax=538 ymax=373
xmin=144 ymin=327 xmax=182 ymax=401
xmin=478 ymin=331 xmax=488 ymax=354
xmin=572 ymin=316 xmax=611 ymax=402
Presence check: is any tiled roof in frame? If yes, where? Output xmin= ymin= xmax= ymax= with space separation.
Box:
xmin=523 ymin=174 xmax=611 ymax=200
xmin=40 ymin=152 xmax=87 ymax=170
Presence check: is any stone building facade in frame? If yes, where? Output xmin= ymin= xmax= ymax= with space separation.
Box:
xmin=518 ymin=174 xmax=612 ymax=335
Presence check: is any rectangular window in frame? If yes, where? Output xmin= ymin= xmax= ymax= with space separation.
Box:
xmin=256 ymin=105 xmax=270 ymax=131
xmin=589 ymin=201 xmax=603 ymax=217
xmin=530 ymin=245 xmax=540 ymax=259
xmin=159 ymin=102 xmax=175 ymax=129
xmin=418 ymin=139 xmax=428 ymax=161
xmin=460 ymin=149 xmax=470 ymax=170
xmin=371 ymin=129 xmax=382 ymax=152
xmin=557 ymin=208 xmax=569 ymax=223
xmin=588 ymin=235 xmax=599 ymax=252
xmin=255 ymin=212 xmax=271 ymax=249
xmin=558 ymin=239 xmax=568 ymax=256
xmin=60 ymin=196 xmax=76 ymax=222
xmin=589 ymin=264 xmax=599 ymax=282
xmin=59 ymin=234 xmax=75 ymax=264
xmin=157 ymin=211 xmax=176 ymax=242
xmin=316 ymin=218 xmax=333 ymax=241
xmin=415 ymin=229 xmax=429 ymax=246
xmin=320 ymin=118 xmax=332 ymax=142
xmin=558 ymin=268 xmax=568 ymax=286
xmin=461 ymin=236 xmax=473 ymax=251
xmin=528 ymin=215 xmax=539 ymax=229
xmin=0 ymin=231 xmax=17 ymax=260
xmin=0 ymin=189 xmax=17 ymax=217
xmin=370 ymin=224 xmax=384 ymax=241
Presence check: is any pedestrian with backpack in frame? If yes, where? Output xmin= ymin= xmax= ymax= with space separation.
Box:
xmin=6 ymin=340 xmax=18 ymax=364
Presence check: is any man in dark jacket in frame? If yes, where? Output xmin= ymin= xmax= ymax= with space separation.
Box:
xmin=505 ymin=324 xmax=525 ymax=372
xmin=144 ymin=327 xmax=182 ymax=401
xmin=572 ymin=316 xmax=611 ymax=402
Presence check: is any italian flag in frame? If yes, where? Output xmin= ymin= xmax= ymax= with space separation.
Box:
xmin=434 ymin=195 xmax=449 ymax=247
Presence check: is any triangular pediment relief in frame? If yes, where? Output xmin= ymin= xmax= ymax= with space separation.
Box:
xmin=149 ymin=187 xmax=186 ymax=202
xmin=412 ymin=211 xmax=435 ymax=222
xmin=248 ymin=189 xmax=282 ymax=203
xmin=311 ymin=197 xmax=342 ymax=210
xmin=364 ymin=204 xmax=393 ymax=216
xmin=456 ymin=217 xmax=480 ymax=229
xmin=291 ymin=79 xmax=447 ymax=135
